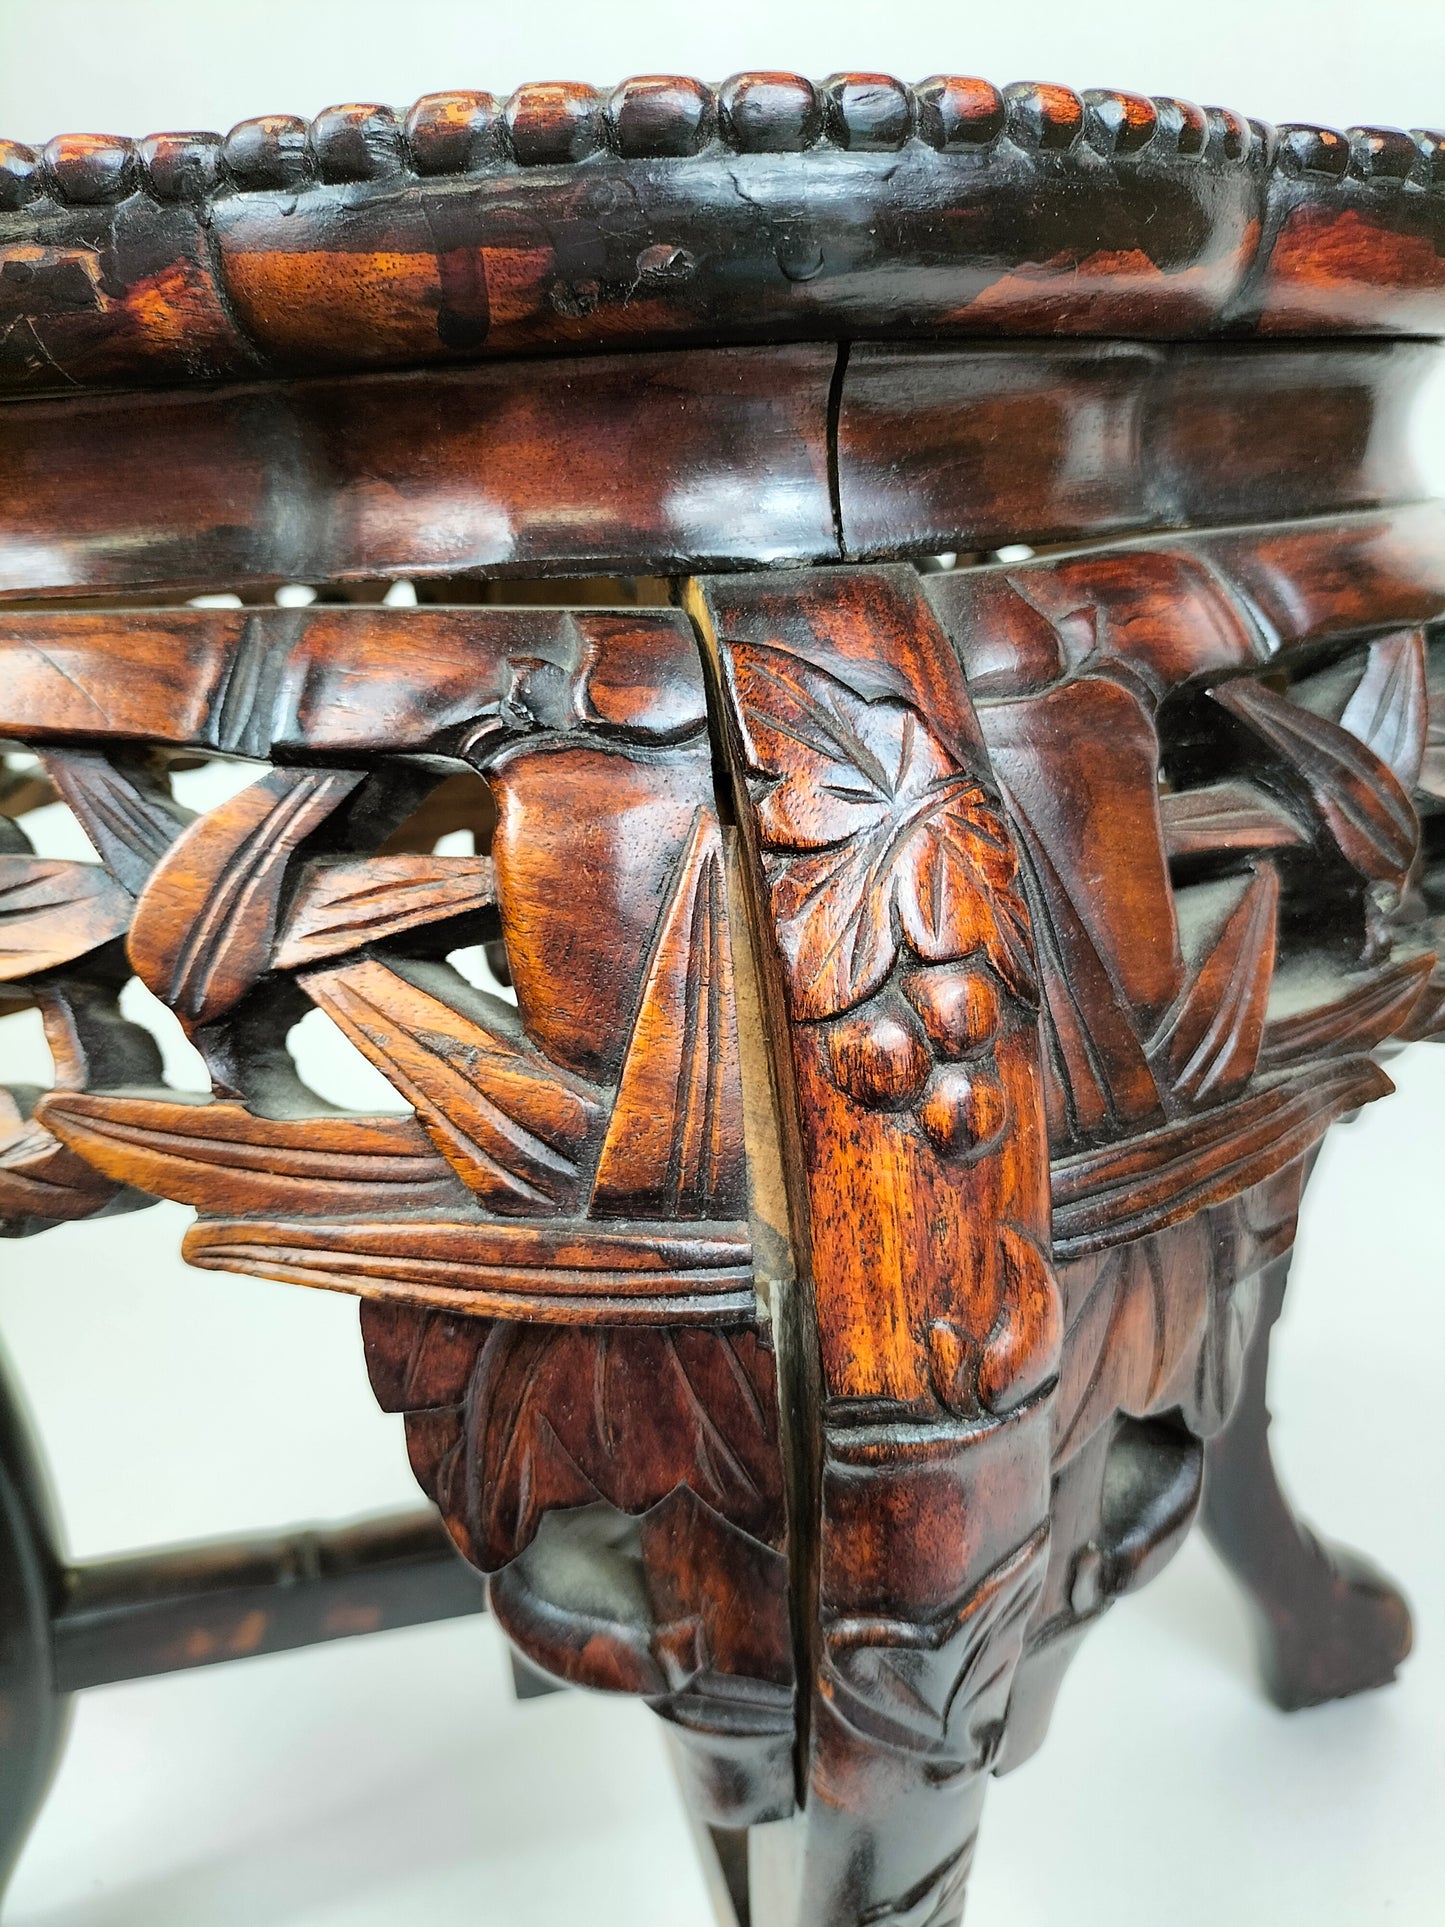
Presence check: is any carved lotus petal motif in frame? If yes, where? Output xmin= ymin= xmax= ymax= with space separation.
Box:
xmin=728 ymin=643 xmax=1035 ymax=1019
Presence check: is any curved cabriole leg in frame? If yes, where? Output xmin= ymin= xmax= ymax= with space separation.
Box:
xmin=693 ymin=568 xmax=1060 ymax=1927
xmin=1201 ymin=1250 xmax=1412 ymax=1710
xmin=0 ymin=1345 xmax=70 ymax=1900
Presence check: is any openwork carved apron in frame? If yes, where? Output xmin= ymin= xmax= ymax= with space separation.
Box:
xmin=2 ymin=69 xmax=1441 ymax=1927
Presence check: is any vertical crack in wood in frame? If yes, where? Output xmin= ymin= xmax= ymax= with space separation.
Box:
xmin=825 ymin=340 xmax=852 ymax=562
xmin=688 ymin=577 xmax=823 ymax=1820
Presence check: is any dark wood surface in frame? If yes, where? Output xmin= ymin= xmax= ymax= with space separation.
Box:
xmin=0 ymin=340 xmax=1434 ymax=600
xmin=0 ymin=61 xmax=1439 ymax=1927
xmin=2 ymin=74 xmax=1444 ymax=399
xmin=693 ymin=565 xmax=1058 ymax=1923
xmin=1201 ymin=1249 xmax=1413 ymax=1711
xmin=1 ymin=561 xmax=1439 ymax=1921
xmin=0 ymin=1349 xmax=69 ymax=1898
xmin=52 ymin=1509 xmax=484 ymax=1693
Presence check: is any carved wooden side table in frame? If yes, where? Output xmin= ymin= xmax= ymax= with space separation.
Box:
xmin=1 ymin=71 xmax=1442 ymax=1926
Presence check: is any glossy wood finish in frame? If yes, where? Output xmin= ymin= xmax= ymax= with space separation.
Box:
xmin=3 ymin=504 xmax=1443 ymax=745
xmin=0 ymin=1349 xmax=69 ymax=1897
xmin=52 ymin=1510 xmax=483 ymax=1693
xmin=1 ymin=63 xmax=1441 ymax=1927
xmin=1 ymin=571 xmax=1438 ymax=1925
xmin=0 ymin=340 xmax=1433 ymax=600
xmin=837 ymin=340 xmax=1435 ymax=559
xmin=2 ymin=76 xmax=1444 ymax=399
xmin=693 ymin=567 xmax=1058 ymax=1925
xmin=1201 ymin=1249 xmax=1413 ymax=1710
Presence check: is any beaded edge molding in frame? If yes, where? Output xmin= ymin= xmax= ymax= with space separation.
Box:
xmin=2 ymin=72 xmax=1444 ymax=212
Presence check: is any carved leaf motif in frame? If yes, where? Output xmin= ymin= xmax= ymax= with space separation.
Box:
xmin=1148 ymin=868 xmax=1278 ymax=1108
xmin=0 ymin=1088 xmax=123 ymax=1225
xmin=1050 ymin=1055 xmax=1392 ymax=1258
xmin=821 ymin=1528 xmax=1047 ymax=1767
xmin=32 ymin=979 xmax=164 ymax=1092
xmin=486 ymin=740 xmax=718 ymax=1083
xmin=727 ymin=643 xmax=1034 ymax=1019
xmin=1186 ymin=1263 xmax=1262 ymax=1439
xmin=37 ymin=1090 xmax=465 ymax=1217
xmin=1052 ymin=1219 xmax=1212 ymax=1464
xmin=1337 ymin=628 xmax=1428 ymax=791
xmin=362 ymin=1310 xmax=786 ymax=1571
xmin=42 ymin=749 xmax=192 ymax=895
xmin=301 ymin=956 xmax=604 ymax=1212
xmin=272 ymin=854 xmax=496 ymax=969
xmin=858 ymin=1843 xmax=974 ymax=1927
xmin=1159 ymin=781 xmax=1307 ymax=859
xmin=1259 ymin=952 xmax=1436 ymax=1070
xmin=1213 ymin=679 xmax=1419 ymax=885
xmin=980 ymin=679 xmax=1181 ymax=1022
xmin=1396 ymin=965 xmax=1445 ymax=1042
xmin=590 ymin=808 xmax=747 ymax=1220
xmin=128 ymin=766 xmax=366 ymax=1025
xmin=1003 ymin=800 xmax=1162 ymax=1145
xmin=1422 ymin=638 xmax=1445 ymax=801
xmin=0 ymin=856 xmax=132 ymax=979
xmin=183 ymin=1215 xmax=755 ymax=1324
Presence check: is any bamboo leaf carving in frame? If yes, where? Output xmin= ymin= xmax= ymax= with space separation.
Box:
xmin=128 ymin=766 xmax=366 ymax=1025
xmin=0 ymin=856 xmax=132 ymax=979
xmin=300 ymin=955 xmax=604 ymax=1212
xmin=38 ymin=1090 xmax=465 ymax=1217
xmin=1338 ymin=628 xmax=1428 ymax=792
xmin=1148 ymin=868 xmax=1279 ymax=1108
xmin=273 ymin=854 xmax=496 ymax=969
xmin=1213 ymin=678 xmax=1419 ymax=886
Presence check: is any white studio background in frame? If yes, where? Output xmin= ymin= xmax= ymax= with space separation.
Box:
xmin=0 ymin=4 xmax=1442 ymax=1922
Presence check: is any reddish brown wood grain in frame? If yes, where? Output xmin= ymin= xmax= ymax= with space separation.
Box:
xmin=838 ymin=339 xmax=1435 ymax=557
xmin=0 ymin=348 xmax=836 ymax=598
xmin=1253 ymin=129 xmax=1445 ymax=336
xmin=1 ymin=67 xmax=1440 ymax=1922
xmin=33 ymin=1093 xmax=464 ymax=1217
xmin=693 ymin=564 xmax=1059 ymax=1926
xmin=0 ymin=605 xmax=710 ymax=753
xmin=0 ymin=342 xmax=1435 ymax=600
xmin=924 ymin=504 xmax=1445 ymax=703
xmin=4 ymin=77 xmax=1444 ymax=405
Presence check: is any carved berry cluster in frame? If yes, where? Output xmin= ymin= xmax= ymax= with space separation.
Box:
xmin=824 ymin=959 xmax=1009 ymax=1161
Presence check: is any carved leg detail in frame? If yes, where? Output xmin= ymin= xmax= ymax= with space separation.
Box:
xmin=694 ymin=568 xmax=1059 ymax=1927
xmin=3 ymin=554 xmax=1421 ymax=1917
xmin=0 ymin=1347 xmax=70 ymax=1901
xmin=1202 ymin=1252 xmax=1412 ymax=1710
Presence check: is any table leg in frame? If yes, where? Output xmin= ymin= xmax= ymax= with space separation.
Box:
xmin=694 ymin=566 xmax=1058 ymax=1927
xmin=1201 ymin=1252 xmax=1412 ymax=1709
xmin=0 ymin=1345 xmax=70 ymax=1904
